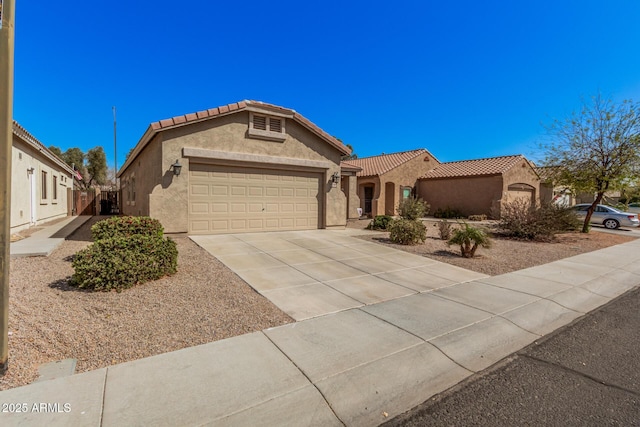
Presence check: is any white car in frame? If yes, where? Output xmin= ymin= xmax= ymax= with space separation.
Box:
xmin=571 ymin=204 xmax=640 ymax=229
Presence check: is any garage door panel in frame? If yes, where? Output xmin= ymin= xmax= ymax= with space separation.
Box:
xmin=265 ymin=203 xmax=279 ymax=213
xmin=189 ymin=164 xmax=321 ymax=234
xmin=212 ymin=203 xmax=228 ymax=213
xmin=249 ymin=187 xmax=263 ymax=196
xmin=265 ymin=187 xmax=279 ymax=197
xmin=190 ymin=203 xmax=209 ymax=214
xmin=280 ymin=188 xmax=294 ymax=197
xmin=212 ymin=185 xmax=228 ymax=195
xmin=190 ymin=184 xmax=210 ymax=196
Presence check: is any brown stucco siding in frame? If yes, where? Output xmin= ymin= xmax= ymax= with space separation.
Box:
xmin=357 ymin=152 xmax=437 ymax=217
xmin=121 ymin=133 xmax=163 ymax=219
xmin=418 ymin=175 xmax=504 ymax=217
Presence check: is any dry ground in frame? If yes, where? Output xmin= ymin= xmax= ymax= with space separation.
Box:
xmin=348 ymin=219 xmax=636 ymax=276
xmin=1 ymin=217 xmax=635 ymax=390
xmin=1 ymin=217 xmax=292 ymax=391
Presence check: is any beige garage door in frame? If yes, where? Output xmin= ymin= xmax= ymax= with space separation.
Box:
xmin=506 ymin=184 xmax=535 ymax=205
xmin=188 ymin=163 xmax=321 ymax=234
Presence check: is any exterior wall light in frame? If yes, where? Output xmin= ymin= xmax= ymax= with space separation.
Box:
xmin=27 ymin=167 xmax=35 ymax=175
xmin=331 ymin=172 xmax=340 ymax=188
xmin=170 ymin=160 xmax=182 ymax=176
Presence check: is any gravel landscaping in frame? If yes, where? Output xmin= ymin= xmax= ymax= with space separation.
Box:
xmin=1 ymin=216 xmax=636 ymax=391
xmin=1 ymin=217 xmax=293 ymax=391
xmin=348 ymin=219 xmax=636 ymax=276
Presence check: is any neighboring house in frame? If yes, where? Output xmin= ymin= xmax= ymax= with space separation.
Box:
xmin=117 ymin=100 xmax=356 ymax=234
xmin=417 ymin=154 xmax=540 ymax=218
xmin=536 ymin=165 xmax=575 ymax=206
xmin=341 ymin=149 xmax=440 ymax=217
xmin=11 ymin=121 xmax=74 ymax=233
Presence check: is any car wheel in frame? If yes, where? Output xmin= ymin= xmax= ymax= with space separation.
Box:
xmin=604 ymin=219 xmax=619 ymax=229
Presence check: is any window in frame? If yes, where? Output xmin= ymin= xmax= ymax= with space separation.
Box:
xmin=41 ymin=171 xmax=48 ymax=201
xmin=53 ymin=175 xmax=58 ymax=201
xmin=401 ymin=187 xmax=412 ymax=200
xmin=248 ymin=112 xmax=286 ymax=141
xmin=132 ymin=178 xmax=136 ymax=202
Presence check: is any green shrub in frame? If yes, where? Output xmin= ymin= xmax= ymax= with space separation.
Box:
xmin=71 ymin=235 xmax=177 ymax=292
xmin=468 ymin=214 xmax=487 ymax=221
xmin=447 ymin=222 xmax=492 ymax=258
xmin=498 ymin=199 xmax=580 ymax=240
xmin=433 ymin=207 xmax=465 ymax=219
xmin=437 ymin=220 xmax=453 ymax=240
xmin=397 ymin=197 xmax=430 ymax=220
xmin=389 ymin=219 xmax=427 ymax=245
xmin=366 ymin=215 xmax=394 ymax=230
xmin=91 ymin=216 xmax=164 ymax=241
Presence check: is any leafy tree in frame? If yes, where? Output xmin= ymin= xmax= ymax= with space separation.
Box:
xmin=86 ymin=146 xmax=108 ymax=187
xmin=48 ymin=145 xmax=63 ymax=159
xmin=340 ymin=142 xmax=358 ymax=161
xmin=541 ymin=94 xmax=640 ymax=232
xmin=48 ymin=146 xmax=109 ymax=189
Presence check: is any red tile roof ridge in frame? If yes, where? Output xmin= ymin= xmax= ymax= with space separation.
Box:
xmin=343 ymin=149 xmax=437 ymax=177
xmin=120 ymin=100 xmax=350 ymax=176
xmin=420 ymin=154 xmax=529 ymax=179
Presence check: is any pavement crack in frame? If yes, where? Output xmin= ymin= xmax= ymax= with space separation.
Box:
xmin=522 ymin=354 xmax=640 ymax=398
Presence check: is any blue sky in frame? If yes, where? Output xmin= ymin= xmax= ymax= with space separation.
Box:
xmin=12 ymin=1 xmax=640 ymax=171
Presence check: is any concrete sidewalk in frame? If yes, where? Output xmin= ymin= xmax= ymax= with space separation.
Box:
xmin=10 ymin=216 xmax=92 ymax=258
xmin=1 ymin=231 xmax=640 ymax=426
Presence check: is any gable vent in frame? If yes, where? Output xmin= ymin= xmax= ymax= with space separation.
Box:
xmin=269 ymin=118 xmax=282 ymax=133
xmin=253 ymin=115 xmax=267 ymax=130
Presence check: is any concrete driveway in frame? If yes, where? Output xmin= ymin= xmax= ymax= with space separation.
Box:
xmin=191 ymin=229 xmax=489 ymax=320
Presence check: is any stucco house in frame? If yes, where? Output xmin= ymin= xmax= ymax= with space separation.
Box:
xmin=416 ymin=154 xmax=540 ymax=218
xmin=340 ymin=149 xmax=439 ymax=217
xmin=11 ymin=121 xmax=74 ymax=233
xmin=117 ymin=100 xmax=358 ymax=234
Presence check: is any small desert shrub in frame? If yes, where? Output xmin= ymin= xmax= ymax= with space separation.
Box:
xmin=72 ymin=216 xmax=178 ymax=292
xmin=389 ymin=219 xmax=427 ymax=245
xmin=91 ymin=216 xmax=164 ymax=240
xmin=72 ymin=235 xmax=178 ymax=292
xmin=447 ymin=222 xmax=492 ymax=258
xmin=367 ymin=215 xmax=394 ymax=230
xmin=468 ymin=214 xmax=487 ymax=221
xmin=433 ymin=207 xmax=465 ymax=219
xmin=397 ymin=197 xmax=430 ymax=220
xmin=498 ymin=200 xmax=580 ymax=240
xmin=437 ymin=220 xmax=453 ymax=240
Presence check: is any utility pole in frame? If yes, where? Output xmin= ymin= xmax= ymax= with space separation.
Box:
xmin=112 ymin=106 xmax=117 ymax=190
xmin=0 ymin=0 xmax=16 ymax=375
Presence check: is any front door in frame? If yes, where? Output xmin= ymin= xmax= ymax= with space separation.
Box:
xmin=364 ymin=186 xmax=373 ymax=215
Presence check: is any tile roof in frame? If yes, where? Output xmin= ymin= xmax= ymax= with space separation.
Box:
xmin=420 ymin=155 xmax=529 ymax=179
xmin=12 ymin=121 xmax=73 ymax=174
xmin=340 ymin=149 xmax=437 ymax=177
xmin=120 ymin=100 xmax=350 ymax=176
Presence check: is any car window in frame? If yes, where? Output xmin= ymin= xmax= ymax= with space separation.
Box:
xmin=595 ymin=206 xmax=609 ymax=212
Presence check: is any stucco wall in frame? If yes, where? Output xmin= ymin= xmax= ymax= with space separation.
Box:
xmin=357 ymin=152 xmax=438 ymax=217
xmin=123 ymin=111 xmax=347 ymax=233
xmin=418 ymin=175 xmax=504 ymax=217
xmin=11 ymin=136 xmax=71 ymax=232
xmin=120 ymin=134 xmax=163 ymax=219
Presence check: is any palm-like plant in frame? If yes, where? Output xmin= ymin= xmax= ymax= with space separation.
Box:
xmin=447 ymin=222 xmax=492 ymax=258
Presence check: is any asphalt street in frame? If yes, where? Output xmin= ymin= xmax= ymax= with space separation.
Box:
xmin=385 ymin=286 xmax=640 ymax=426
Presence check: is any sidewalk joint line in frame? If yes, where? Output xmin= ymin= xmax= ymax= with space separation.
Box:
xmin=260 ymin=331 xmax=347 ymax=426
